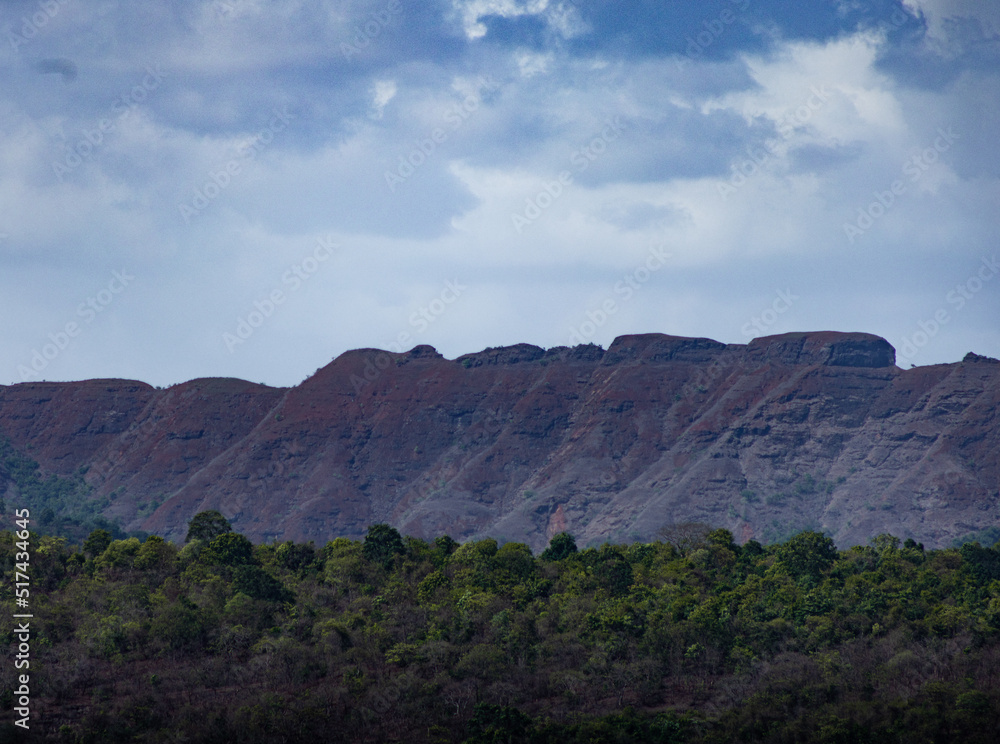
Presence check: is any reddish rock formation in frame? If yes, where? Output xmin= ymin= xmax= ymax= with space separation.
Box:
xmin=1 ymin=332 xmax=997 ymax=550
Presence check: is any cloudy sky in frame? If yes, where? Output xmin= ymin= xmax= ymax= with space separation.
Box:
xmin=2 ymin=0 xmax=998 ymax=387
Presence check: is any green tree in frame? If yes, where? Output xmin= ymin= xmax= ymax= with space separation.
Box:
xmin=233 ymin=565 xmax=292 ymax=602
xmin=95 ymin=537 xmax=143 ymax=572
xmin=83 ymin=528 xmax=113 ymax=558
xmin=776 ymin=530 xmax=838 ymax=579
xmin=134 ymin=534 xmax=177 ymax=571
xmin=432 ymin=534 xmax=459 ymax=565
xmin=273 ymin=541 xmax=316 ymax=571
xmin=203 ymin=532 xmax=255 ymax=566
xmin=323 ymin=538 xmax=365 ymax=586
xmin=595 ymin=552 xmax=633 ymax=597
xmin=362 ymin=523 xmax=405 ymax=567
xmin=741 ymin=539 xmax=765 ymax=560
xmin=871 ymin=533 xmax=901 ymax=553
xmin=707 ymin=528 xmax=738 ymax=551
xmin=493 ymin=542 xmax=535 ymax=585
xmin=452 ymin=538 xmax=500 ymax=589
xmin=149 ymin=598 xmax=206 ymax=650
xmin=185 ymin=510 xmax=232 ymax=543
xmin=960 ymin=541 xmax=1000 ymax=583
xmin=541 ymin=532 xmax=578 ymax=561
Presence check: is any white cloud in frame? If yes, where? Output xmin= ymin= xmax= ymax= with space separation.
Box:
xmin=370 ymin=79 xmax=398 ymax=119
xmin=453 ymin=0 xmax=547 ymax=40
xmin=704 ymin=34 xmax=907 ymax=149
xmin=1 ymin=4 xmax=998 ymax=387
xmin=546 ymin=2 xmax=590 ymax=39
xmin=451 ymin=0 xmax=586 ymax=41
xmin=516 ymin=51 xmax=553 ymax=78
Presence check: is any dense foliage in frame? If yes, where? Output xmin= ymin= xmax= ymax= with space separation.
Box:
xmin=0 ymin=438 xmax=130 ymax=543
xmin=3 ymin=520 xmax=1000 ymax=743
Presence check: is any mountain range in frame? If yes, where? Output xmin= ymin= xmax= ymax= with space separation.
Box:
xmin=1 ymin=331 xmax=998 ymax=550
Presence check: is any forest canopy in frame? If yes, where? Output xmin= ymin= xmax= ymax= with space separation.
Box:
xmin=2 ymin=516 xmax=1000 ymax=743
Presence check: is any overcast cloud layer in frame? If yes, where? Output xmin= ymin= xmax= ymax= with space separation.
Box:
xmin=1 ymin=0 xmax=998 ymax=387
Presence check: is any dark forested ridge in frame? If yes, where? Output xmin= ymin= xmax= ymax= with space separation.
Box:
xmin=3 ymin=518 xmax=1000 ymax=743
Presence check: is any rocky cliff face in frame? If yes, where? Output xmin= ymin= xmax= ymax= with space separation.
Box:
xmin=1 ymin=332 xmax=998 ymax=549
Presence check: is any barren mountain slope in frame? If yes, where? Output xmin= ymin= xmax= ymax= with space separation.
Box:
xmin=1 ymin=331 xmax=997 ymax=549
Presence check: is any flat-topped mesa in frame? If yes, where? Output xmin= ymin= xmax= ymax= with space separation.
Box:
xmin=745 ymin=331 xmax=897 ymax=368
xmin=603 ymin=334 xmax=728 ymax=365
xmin=454 ymin=343 xmax=546 ymax=367
xmin=321 ymin=332 xmax=897 ymax=374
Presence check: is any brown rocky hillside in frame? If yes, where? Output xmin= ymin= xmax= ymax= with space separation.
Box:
xmin=1 ymin=331 xmax=998 ymax=550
